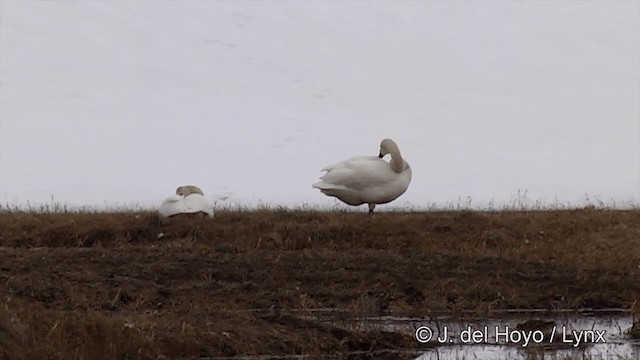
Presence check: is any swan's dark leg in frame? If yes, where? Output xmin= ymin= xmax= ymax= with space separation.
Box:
xmin=368 ymin=203 xmax=375 ymax=214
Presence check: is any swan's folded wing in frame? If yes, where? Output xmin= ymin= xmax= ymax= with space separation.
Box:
xmin=158 ymin=195 xmax=185 ymax=217
xmin=317 ymin=156 xmax=397 ymax=191
xmin=320 ymin=156 xmax=376 ymax=172
xmin=182 ymin=194 xmax=214 ymax=217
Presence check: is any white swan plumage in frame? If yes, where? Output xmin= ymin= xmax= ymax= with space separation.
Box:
xmin=312 ymin=138 xmax=411 ymax=213
xmin=158 ymin=185 xmax=214 ymax=218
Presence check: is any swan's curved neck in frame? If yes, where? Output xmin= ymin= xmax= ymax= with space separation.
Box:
xmin=388 ymin=146 xmax=405 ymax=173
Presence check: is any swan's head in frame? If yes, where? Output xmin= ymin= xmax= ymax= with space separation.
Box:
xmin=378 ymin=138 xmax=399 ymax=158
xmin=175 ymin=185 xmax=205 ymax=196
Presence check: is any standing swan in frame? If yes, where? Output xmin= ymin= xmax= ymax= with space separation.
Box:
xmin=312 ymin=138 xmax=412 ymax=214
xmin=158 ymin=185 xmax=214 ymax=218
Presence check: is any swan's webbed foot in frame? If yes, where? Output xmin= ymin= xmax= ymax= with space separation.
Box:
xmin=368 ymin=203 xmax=375 ymax=214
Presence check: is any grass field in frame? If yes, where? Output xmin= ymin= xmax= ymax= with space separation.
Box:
xmin=0 ymin=208 xmax=638 ymax=359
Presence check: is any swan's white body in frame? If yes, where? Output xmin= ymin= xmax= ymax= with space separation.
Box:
xmin=313 ymin=139 xmax=411 ymax=213
xmin=158 ymin=185 xmax=214 ymax=218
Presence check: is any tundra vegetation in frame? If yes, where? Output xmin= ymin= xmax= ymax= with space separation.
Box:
xmin=0 ymin=205 xmax=638 ymax=359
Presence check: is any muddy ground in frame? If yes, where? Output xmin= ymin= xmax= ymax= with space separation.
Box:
xmin=0 ymin=209 xmax=638 ymax=359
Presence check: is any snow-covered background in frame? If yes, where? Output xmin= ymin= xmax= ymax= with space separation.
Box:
xmin=1 ymin=1 xmax=638 ymax=210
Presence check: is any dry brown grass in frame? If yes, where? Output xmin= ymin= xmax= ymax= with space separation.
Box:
xmin=0 ymin=208 xmax=638 ymax=359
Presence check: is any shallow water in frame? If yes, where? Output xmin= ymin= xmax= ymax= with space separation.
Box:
xmin=342 ymin=310 xmax=639 ymax=359
xmin=202 ymin=308 xmax=638 ymax=359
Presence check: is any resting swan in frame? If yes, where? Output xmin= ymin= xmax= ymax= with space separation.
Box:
xmin=158 ymin=185 xmax=214 ymax=218
xmin=312 ymin=138 xmax=412 ymax=213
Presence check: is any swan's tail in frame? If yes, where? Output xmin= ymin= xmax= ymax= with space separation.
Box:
xmin=312 ymin=181 xmax=348 ymax=192
xmin=313 ymin=181 xmax=335 ymax=189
